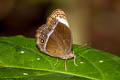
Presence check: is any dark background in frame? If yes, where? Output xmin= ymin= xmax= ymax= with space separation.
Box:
xmin=0 ymin=0 xmax=120 ymax=56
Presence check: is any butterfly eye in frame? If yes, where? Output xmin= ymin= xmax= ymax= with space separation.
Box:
xmin=41 ymin=39 xmax=44 ymax=43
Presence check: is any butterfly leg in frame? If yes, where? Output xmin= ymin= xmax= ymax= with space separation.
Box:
xmin=72 ymin=51 xmax=78 ymax=66
xmin=65 ymin=60 xmax=67 ymax=71
xmin=73 ymin=55 xmax=78 ymax=66
xmin=54 ymin=58 xmax=58 ymax=66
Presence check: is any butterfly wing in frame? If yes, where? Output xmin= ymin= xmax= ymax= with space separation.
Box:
xmin=46 ymin=22 xmax=73 ymax=59
xmin=36 ymin=9 xmax=73 ymax=59
xmin=36 ymin=24 xmax=51 ymax=53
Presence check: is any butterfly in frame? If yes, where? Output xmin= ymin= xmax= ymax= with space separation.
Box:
xmin=36 ymin=9 xmax=77 ymax=71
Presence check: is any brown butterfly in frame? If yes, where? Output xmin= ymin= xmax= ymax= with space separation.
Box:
xmin=36 ymin=9 xmax=77 ymax=71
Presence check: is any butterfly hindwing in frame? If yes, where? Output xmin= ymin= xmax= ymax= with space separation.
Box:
xmin=46 ymin=22 xmax=72 ymax=59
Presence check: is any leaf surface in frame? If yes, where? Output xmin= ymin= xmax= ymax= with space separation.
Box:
xmin=0 ymin=36 xmax=120 ymax=80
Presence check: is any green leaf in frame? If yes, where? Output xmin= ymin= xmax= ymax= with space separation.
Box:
xmin=0 ymin=67 xmax=90 ymax=80
xmin=0 ymin=67 xmax=54 ymax=78
xmin=0 ymin=35 xmax=120 ymax=80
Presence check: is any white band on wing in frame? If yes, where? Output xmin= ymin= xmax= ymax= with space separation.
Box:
xmin=57 ymin=17 xmax=69 ymax=27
